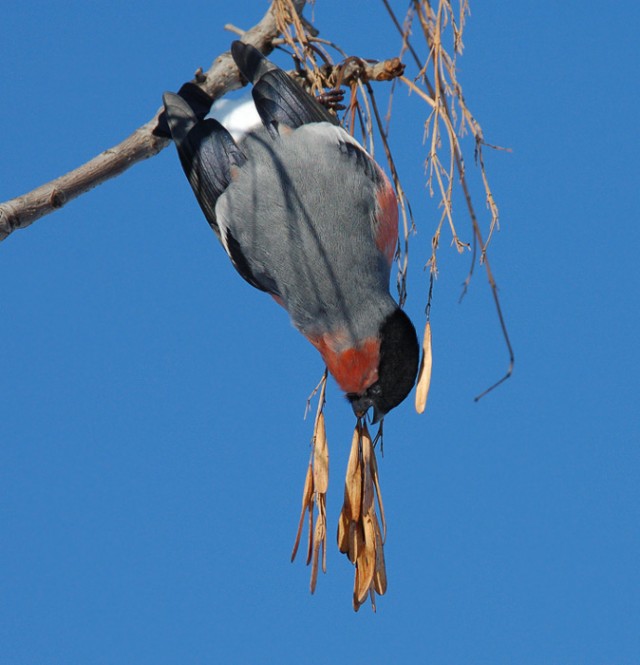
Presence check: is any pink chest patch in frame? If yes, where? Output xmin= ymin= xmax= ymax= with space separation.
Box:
xmin=308 ymin=334 xmax=380 ymax=394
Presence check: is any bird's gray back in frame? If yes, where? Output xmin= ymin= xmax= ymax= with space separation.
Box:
xmin=216 ymin=123 xmax=396 ymax=344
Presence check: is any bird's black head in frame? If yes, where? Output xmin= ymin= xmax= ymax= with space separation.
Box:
xmin=347 ymin=308 xmax=419 ymax=423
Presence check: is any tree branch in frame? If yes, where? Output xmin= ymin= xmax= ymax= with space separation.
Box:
xmin=0 ymin=0 xmax=307 ymax=242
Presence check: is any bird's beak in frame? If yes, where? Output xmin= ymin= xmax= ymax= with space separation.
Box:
xmin=349 ymin=394 xmax=385 ymax=424
xmin=371 ymin=406 xmax=384 ymax=424
xmin=350 ymin=395 xmax=370 ymax=419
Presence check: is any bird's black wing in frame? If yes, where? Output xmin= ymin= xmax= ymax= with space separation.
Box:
xmin=163 ymin=92 xmax=246 ymax=237
xmin=164 ymin=92 xmax=272 ymax=293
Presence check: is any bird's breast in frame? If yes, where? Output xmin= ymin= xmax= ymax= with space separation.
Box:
xmin=308 ymin=332 xmax=380 ymax=394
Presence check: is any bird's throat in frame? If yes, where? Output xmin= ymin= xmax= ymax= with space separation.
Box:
xmin=308 ymin=334 xmax=380 ymax=395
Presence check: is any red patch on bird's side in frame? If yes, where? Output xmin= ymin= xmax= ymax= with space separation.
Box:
xmin=309 ymin=334 xmax=380 ymax=394
xmin=375 ymin=172 xmax=399 ymax=266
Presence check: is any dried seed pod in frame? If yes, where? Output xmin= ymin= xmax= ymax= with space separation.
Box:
xmin=369 ymin=589 xmax=377 ymax=613
xmin=369 ymin=443 xmax=386 ymax=542
xmin=321 ymin=518 xmax=327 ymax=574
xmin=313 ymin=412 xmax=329 ymax=494
xmin=310 ymin=510 xmax=326 ymax=593
xmin=372 ymin=512 xmax=387 ymax=595
xmin=318 ymin=495 xmax=328 ymax=575
xmin=291 ymin=461 xmax=314 ymax=562
xmin=353 ymin=567 xmax=364 ymax=612
xmin=354 ymin=516 xmax=376 ymax=605
xmin=415 ymin=321 xmax=432 ymax=414
xmin=348 ymin=519 xmax=364 ymax=564
xmin=337 ymin=508 xmax=350 ymax=554
xmin=305 ymin=497 xmax=314 ymax=566
xmin=363 ymin=513 xmax=376 ymax=554
xmin=361 ymin=424 xmax=374 ymax=516
xmin=343 ymin=424 xmax=363 ymax=523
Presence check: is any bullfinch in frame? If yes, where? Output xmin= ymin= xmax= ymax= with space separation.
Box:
xmin=163 ymin=42 xmax=419 ymax=422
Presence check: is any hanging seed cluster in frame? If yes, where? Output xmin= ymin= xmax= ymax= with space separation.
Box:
xmin=337 ymin=420 xmax=387 ymax=611
xmin=292 ymin=413 xmax=387 ymax=611
xmin=291 ymin=409 xmax=329 ymax=594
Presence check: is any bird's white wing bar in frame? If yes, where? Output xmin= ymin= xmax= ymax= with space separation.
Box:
xmin=209 ymin=93 xmax=262 ymax=143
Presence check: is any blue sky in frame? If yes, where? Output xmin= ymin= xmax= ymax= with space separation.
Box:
xmin=1 ymin=2 xmax=639 ymax=663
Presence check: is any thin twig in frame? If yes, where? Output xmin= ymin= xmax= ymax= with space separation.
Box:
xmin=383 ymin=0 xmax=513 ymax=398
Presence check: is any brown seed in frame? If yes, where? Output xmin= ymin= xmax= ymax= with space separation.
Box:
xmin=415 ymin=321 xmax=433 ymax=414
xmin=318 ymin=495 xmax=328 ymax=574
xmin=348 ymin=519 xmax=364 ymax=564
xmin=313 ymin=412 xmax=329 ymax=494
xmin=291 ymin=461 xmax=314 ymax=562
xmin=310 ymin=509 xmax=326 ymax=594
xmin=337 ymin=508 xmax=350 ymax=554
xmin=354 ymin=518 xmax=376 ymax=605
xmin=361 ymin=424 xmax=374 ymax=516
xmin=373 ymin=512 xmax=387 ymax=595
xmin=321 ymin=526 xmax=327 ymax=574
xmin=369 ymin=444 xmax=386 ymax=542
xmin=353 ymin=566 xmax=363 ymax=612
xmin=343 ymin=423 xmax=363 ymax=523
xmin=305 ymin=497 xmax=314 ymax=565
xmin=363 ymin=513 xmax=376 ymax=553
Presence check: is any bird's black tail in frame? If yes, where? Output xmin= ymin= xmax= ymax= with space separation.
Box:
xmin=230 ymin=41 xmax=338 ymax=135
xmin=231 ymin=41 xmax=277 ymax=83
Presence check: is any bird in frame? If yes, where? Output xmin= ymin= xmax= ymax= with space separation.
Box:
xmin=162 ymin=41 xmax=419 ymax=422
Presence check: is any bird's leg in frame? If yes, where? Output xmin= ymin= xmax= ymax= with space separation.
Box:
xmin=315 ymin=88 xmax=346 ymax=112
